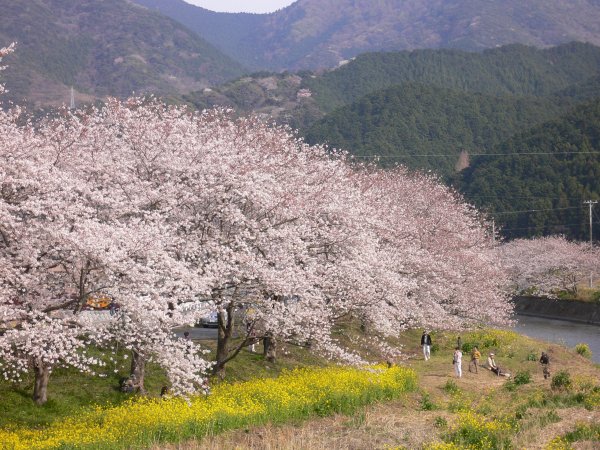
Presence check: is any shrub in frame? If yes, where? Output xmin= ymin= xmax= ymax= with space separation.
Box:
xmin=420 ymin=392 xmax=438 ymax=411
xmin=461 ymin=341 xmax=477 ymax=353
xmin=513 ymin=370 xmax=532 ymax=386
xmin=462 ymin=329 xmax=518 ymax=351
xmin=584 ymin=387 xmax=600 ymax=410
xmin=538 ymin=409 xmax=561 ymax=427
xmin=440 ymin=411 xmax=514 ymax=449
xmin=551 ymin=370 xmax=572 ymax=391
xmin=526 ymin=352 xmax=537 ymax=361
xmin=574 ymin=343 xmax=592 ymax=359
xmin=546 ymin=436 xmax=572 ymax=450
xmin=443 ymin=379 xmax=460 ymax=394
xmin=447 ymin=393 xmax=470 ymax=413
xmin=434 ymin=416 xmax=448 ymax=429
xmin=505 ymin=371 xmax=531 ymax=392
xmin=552 ymin=423 xmax=600 ymax=446
xmin=514 ymin=404 xmax=527 ymax=420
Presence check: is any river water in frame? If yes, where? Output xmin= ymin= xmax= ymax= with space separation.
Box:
xmin=511 ymin=315 xmax=600 ymax=364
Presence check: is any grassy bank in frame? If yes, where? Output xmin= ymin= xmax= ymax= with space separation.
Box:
xmin=1 ymin=328 xmax=598 ymax=449
xmin=177 ymin=329 xmax=600 ymax=449
xmin=0 ymin=366 xmax=417 ymax=449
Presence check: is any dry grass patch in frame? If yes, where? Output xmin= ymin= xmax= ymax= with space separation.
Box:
xmin=155 ymin=397 xmax=450 ymax=450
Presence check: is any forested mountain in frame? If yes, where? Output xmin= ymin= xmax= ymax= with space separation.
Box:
xmin=555 ymin=75 xmax=600 ymax=102
xmin=456 ymin=100 xmax=600 ymax=240
xmin=133 ymin=0 xmax=266 ymax=68
xmin=180 ymin=43 xmax=600 ymax=131
xmin=304 ymin=84 xmax=572 ymax=175
xmin=134 ymin=0 xmax=600 ymax=70
xmin=0 ymin=0 xmax=244 ymax=107
xmin=304 ymin=43 xmax=600 ymax=111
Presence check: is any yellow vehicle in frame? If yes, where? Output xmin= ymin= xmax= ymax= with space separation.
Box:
xmin=85 ymin=295 xmax=112 ymax=310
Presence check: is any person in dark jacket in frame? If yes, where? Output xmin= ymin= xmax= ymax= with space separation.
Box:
xmin=421 ymin=331 xmax=432 ymax=361
xmin=540 ymin=352 xmax=550 ymax=379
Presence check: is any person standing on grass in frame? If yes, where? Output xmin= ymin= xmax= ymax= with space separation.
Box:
xmin=453 ymin=347 xmax=463 ymax=378
xmin=469 ymin=346 xmax=481 ymax=373
xmin=540 ymin=351 xmax=550 ymax=379
xmin=421 ymin=330 xmax=432 ymax=361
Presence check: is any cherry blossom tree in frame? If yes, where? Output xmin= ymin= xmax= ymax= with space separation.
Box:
xmin=306 ymin=164 xmax=513 ymax=352
xmin=497 ymin=235 xmax=599 ymax=297
xmin=1 ymin=44 xmax=514 ymax=399
xmin=0 ymin=97 xmax=213 ymax=401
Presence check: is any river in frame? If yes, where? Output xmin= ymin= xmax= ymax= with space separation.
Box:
xmin=511 ymin=315 xmax=600 ymax=364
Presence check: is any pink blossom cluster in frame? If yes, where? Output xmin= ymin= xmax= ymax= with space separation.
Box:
xmin=498 ymin=235 xmax=599 ymax=297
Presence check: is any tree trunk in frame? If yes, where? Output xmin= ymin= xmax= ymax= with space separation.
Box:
xmin=33 ymin=358 xmax=50 ymax=405
xmin=263 ymin=333 xmax=277 ymax=363
xmin=129 ymin=350 xmax=146 ymax=394
xmin=213 ymin=304 xmax=235 ymax=378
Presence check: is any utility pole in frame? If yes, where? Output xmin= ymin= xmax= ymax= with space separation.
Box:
xmin=70 ymin=86 xmax=75 ymax=110
xmin=584 ymin=200 xmax=597 ymax=288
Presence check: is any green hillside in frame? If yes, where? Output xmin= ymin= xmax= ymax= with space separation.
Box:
xmin=456 ymin=100 xmax=600 ymax=240
xmin=304 ymin=83 xmax=571 ymax=175
xmin=181 ymin=43 xmax=600 ymax=134
xmin=304 ymin=43 xmax=600 ymax=112
xmin=555 ymin=75 xmax=600 ymax=103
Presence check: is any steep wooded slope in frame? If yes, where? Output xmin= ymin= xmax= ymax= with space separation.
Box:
xmin=0 ymin=0 xmax=244 ymax=106
xmin=456 ymin=100 xmax=600 ymax=240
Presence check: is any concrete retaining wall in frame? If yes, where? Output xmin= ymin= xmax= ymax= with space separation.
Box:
xmin=513 ymin=296 xmax=600 ymax=325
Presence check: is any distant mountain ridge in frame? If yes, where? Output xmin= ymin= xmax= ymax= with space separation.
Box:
xmin=134 ymin=0 xmax=600 ymax=70
xmin=0 ymin=0 xmax=244 ymax=106
xmin=304 ymin=42 xmax=600 ymax=111
xmin=181 ymin=42 xmax=600 ymax=132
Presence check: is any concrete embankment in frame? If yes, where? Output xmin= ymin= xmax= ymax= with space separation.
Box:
xmin=513 ymin=296 xmax=600 ymax=325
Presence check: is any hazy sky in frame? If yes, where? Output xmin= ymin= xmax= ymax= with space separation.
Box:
xmin=184 ymin=1 xmax=296 ymax=13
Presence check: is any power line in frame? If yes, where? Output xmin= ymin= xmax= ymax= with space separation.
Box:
xmin=351 ymin=151 xmax=600 ymax=158
xmin=500 ymin=222 xmax=586 ymax=232
xmin=469 ymin=195 xmax=592 ymax=200
xmin=491 ymin=206 xmax=585 ymax=216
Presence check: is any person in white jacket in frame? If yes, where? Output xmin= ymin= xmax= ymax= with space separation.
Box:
xmin=421 ymin=331 xmax=432 ymax=361
xmin=453 ymin=347 xmax=463 ymax=378
xmin=487 ymin=353 xmax=511 ymax=378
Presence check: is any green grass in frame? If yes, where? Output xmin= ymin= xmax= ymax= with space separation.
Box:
xmin=1 ymin=326 xmax=598 ymax=450
xmin=0 ymin=338 xmax=327 ymax=429
xmin=0 ymin=347 xmax=168 ymax=429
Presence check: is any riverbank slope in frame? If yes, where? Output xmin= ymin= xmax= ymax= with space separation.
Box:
xmin=162 ymin=329 xmax=600 ymax=449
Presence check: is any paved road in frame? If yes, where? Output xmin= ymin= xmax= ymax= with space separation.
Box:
xmin=173 ymin=326 xmax=218 ymax=340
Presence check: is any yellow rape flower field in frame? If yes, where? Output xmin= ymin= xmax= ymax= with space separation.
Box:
xmin=0 ymin=366 xmax=417 ymax=450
